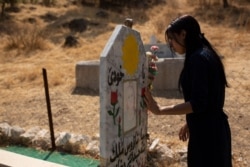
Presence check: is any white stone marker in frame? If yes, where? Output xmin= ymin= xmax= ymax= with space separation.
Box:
xmin=99 ymin=24 xmax=148 ymax=167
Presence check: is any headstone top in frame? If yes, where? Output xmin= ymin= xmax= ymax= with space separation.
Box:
xmin=124 ymin=18 xmax=133 ymax=28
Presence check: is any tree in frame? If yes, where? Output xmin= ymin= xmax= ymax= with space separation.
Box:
xmin=223 ymin=0 xmax=229 ymax=8
xmin=42 ymin=0 xmax=51 ymax=6
xmin=1 ymin=0 xmax=17 ymax=17
xmin=1 ymin=1 xmax=5 ymax=17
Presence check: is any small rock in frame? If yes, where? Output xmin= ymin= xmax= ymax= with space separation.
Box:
xmin=32 ymin=129 xmax=50 ymax=149
xmin=157 ymin=143 xmax=175 ymax=163
xmin=11 ymin=126 xmax=25 ymax=139
xmin=20 ymin=126 xmax=41 ymax=139
xmin=55 ymin=132 xmax=71 ymax=146
xmin=0 ymin=123 xmax=12 ymax=137
xmin=86 ymin=140 xmax=99 ymax=156
xmin=70 ymin=134 xmax=90 ymax=146
xmin=149 ymin=138 xmax=160 ymax=151
xmin=20 ymin=126 xmax=41 ymax=145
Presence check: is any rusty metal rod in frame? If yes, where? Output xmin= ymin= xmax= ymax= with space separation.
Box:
xmin=42 ymin=68 xmax=56 ymax=150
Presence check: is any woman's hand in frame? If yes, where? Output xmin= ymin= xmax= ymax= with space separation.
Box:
xmin=144 ymin=88 xmax=162 ymax=115
xmin=179 ymin=124 xmax=189 ymax=142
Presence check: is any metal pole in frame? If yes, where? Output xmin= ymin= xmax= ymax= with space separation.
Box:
xmin=42 ymin=68 xmax=56 ymax=150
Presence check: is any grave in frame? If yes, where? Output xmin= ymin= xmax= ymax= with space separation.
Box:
xmin=75 ymin=45 xmax=184 ymax=92
xmin=99 ymin=24 xmax=148 ymax=166
xmin=75 ymin=60 xmax=100 ymax=91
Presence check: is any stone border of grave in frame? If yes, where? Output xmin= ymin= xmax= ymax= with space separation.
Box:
xmin=0 ymin=122 xmax=187 ymax=166
xmin=74 ymin=42 xmax=185 ymax=94
xmin=0 ymin=123 xmax=98 ymax=157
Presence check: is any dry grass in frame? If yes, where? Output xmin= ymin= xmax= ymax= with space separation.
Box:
xmin=5 ymin=24 xmax=50 ymax=52
xmin=0 ymin=0 xmax=250 ymax=166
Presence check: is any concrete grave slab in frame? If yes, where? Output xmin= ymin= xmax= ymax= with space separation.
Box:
xmin=75 ymin=60 xmax=100 ymax=91
xmin=0 ymin=150 xmax=68 ymax=167
xmin=75 ymin=57 xmax=184 ymax=92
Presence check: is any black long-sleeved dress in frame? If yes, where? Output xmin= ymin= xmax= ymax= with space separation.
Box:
xmin=180 ymin=47 xmax=232 ymax=167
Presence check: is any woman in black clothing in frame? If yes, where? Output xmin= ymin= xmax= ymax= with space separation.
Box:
xmin=144 ymin=15 xmax=232 ymax=167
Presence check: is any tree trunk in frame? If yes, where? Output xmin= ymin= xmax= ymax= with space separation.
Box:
xmin=9 ymin=0 xmax=17 ymax=8
xmin=43 ymin=0 xmax=51 ymax=7
xmin=99 ymin=0 xmax=106 ymax=8
xmin=1 ymin=1 xmax=5 ymax=17
xmin=223 ymin=0 xmax=229 ymax=8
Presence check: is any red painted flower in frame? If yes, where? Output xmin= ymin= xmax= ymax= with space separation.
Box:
xmin=111 ymin=91 xmax=118 ymax=105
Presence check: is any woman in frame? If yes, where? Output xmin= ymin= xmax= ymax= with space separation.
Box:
xmin=145 ymin=15 xmax=232 ymax=167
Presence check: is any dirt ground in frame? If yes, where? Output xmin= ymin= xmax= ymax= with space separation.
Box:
xmin=0 ymin=0 xmax=249 ymax=166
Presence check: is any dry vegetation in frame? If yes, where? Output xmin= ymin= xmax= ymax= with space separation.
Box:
xmin=0 ymin=0 xmax=250 ymax=166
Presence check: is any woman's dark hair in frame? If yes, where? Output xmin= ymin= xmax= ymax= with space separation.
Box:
xmin=165 ymin=15 xmax=229 ymax=89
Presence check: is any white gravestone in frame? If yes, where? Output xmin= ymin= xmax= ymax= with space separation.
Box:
xmin=99 ymin=25 xmax=148 ymax=167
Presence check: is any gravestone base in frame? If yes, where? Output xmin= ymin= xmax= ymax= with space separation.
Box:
xmin=75 ymin=60 xmax=100 ymax=91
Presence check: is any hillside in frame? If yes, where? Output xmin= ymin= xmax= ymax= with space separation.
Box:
xmin=0 ymin=0 xmax=250 ymax=166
